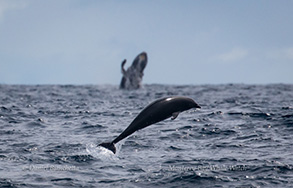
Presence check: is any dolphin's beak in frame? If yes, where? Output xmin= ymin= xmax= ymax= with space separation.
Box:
xmin=195 ymin=103 xmax=201 ymax=109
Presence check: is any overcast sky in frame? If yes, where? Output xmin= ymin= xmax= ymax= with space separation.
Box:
xmin=0 ymin=0 xmax=292 ymax=85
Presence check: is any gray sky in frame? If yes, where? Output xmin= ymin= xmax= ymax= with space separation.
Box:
xmin=0 ymin=0 xmax=292 ymax=85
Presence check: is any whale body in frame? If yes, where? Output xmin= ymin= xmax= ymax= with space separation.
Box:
xmin=119 ymin=52 xmax=147 ymax=90
xmin=99 ymin=96 xmax=201 ymax=154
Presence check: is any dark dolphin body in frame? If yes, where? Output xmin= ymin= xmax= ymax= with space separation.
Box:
xmin=119 ymin=52 xmax=147 ymax=90
xmin=99 ymin=96 xmax=201 ymax=154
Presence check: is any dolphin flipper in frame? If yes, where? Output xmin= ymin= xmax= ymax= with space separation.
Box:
xmin=171 ymin=112 xmax=180 ymax=120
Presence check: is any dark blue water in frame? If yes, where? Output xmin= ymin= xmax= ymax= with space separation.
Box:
xmin=0 ymin=84 xmax=293 ymax=187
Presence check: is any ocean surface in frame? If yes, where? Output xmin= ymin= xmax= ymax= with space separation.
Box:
xmin=0 ymin=84 xmax=293 ymax=188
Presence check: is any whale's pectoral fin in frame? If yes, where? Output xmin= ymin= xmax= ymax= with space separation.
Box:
xmin=121 ymin=59 xmax=127 ymax=76
xmin=171 ymin=112 xmax=180 ymax=120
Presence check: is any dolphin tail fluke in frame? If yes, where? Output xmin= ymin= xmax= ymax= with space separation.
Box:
xmin=98 ymin=142 xmax=116 ymax=154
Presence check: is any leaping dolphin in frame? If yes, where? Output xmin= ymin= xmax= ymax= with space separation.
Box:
xmin=119 ymin=52 xmax=147 ymax=90
xmin=98 ymin=96 xmax=201 ymax=154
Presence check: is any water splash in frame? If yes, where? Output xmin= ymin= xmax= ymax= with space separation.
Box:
xmin=86 ymin=143 xmax=119 ymax=161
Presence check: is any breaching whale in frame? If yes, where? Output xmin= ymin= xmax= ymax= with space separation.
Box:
xmin=98 ymin=96 xmax=201 ymax=154
xmin=119 ymin=52 xmax=147 ymax=90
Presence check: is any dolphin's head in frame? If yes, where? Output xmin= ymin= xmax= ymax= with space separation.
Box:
xmin=181 ymin=97 xmax=201 ymax=110
xmin=159 ymin=96 xmax=201 ymax=113
xmin=190 ymin=99 xmax=201 ymax=109
xmin=165 ymin=96 xmax=201 ymax=112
